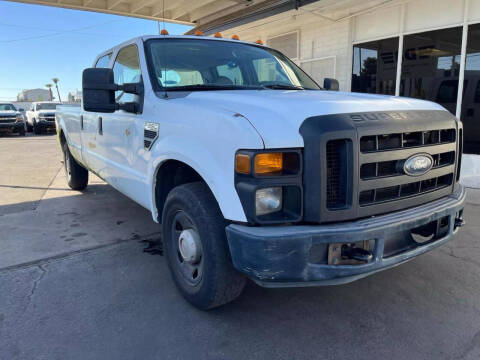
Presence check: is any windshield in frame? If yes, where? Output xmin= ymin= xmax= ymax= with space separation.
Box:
xmin=0 ymin=103 xmax=16 ymax=111
xmin=144 ymin=39 xmax=321 ymax=91
xmin=37 ymin=103 xmax=58 ymax=110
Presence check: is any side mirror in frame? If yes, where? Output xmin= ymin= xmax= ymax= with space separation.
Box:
xmin=82 ymin=68 xmax=143 ymax=113
xmin=323 ymin=78 xmax=339 ymax=91
xmin=82 ymin=68 xmax=117 ymax=113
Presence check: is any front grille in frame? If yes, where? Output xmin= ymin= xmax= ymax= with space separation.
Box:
xmin=359 ymin=173 xmax=453 ymax=206
xmin=326 ymin=139 xmax=350 ymax=209
xmin=358 ymin=128 xmax=456 ymax=208
xmin=360 ymin=151 xmax=455 ymax=180
xmin=360 ymin=129 xmax=455 ymax=152
xmin=0 ymin=115 xmax=16 ymax=123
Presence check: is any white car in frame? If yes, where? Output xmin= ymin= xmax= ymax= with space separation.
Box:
xmin=56 ymin=35 xmax=465 ymax=309
xmin=25 ymin=101 xmax=61 ymax=134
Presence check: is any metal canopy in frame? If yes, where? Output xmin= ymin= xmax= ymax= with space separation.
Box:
xmin=5 ymin=0 xmax=399 ymax=32
xmin=4 ymin=0 xmax=277 ymax=25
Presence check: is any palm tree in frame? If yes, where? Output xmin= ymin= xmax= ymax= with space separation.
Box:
xmin=45 ymin=84 xmax=53 ymax=101
xmin=52 ymin=78 xmax=62 ymax=102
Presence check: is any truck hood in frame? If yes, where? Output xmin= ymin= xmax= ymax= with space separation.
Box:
xmin=0 ymin=110 xmax=19 ymax=115
xmin=185 ymin=90 xmax=446 ymax=148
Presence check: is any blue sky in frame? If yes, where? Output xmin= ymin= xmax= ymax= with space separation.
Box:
xmin=0 ymin=1 xmax=191 ymax=101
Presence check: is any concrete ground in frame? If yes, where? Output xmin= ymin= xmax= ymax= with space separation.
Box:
xmin=1 ymin=134 xmax=480 ymax=360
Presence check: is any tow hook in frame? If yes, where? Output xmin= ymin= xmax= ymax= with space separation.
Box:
xmin=454 ymin=217 xmax=465 ymax=228
xmin=341 ymin=244 xmax=373 ymax=263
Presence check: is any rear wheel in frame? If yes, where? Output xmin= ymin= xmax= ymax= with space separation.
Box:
xmin=62 ymin=142 xmax=88 ymax=190
xmin=162 ymin=182 xmax=246 ymax=310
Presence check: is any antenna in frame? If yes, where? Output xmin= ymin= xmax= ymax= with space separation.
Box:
xmin=162 ymin=0 xmax=168 ymax=99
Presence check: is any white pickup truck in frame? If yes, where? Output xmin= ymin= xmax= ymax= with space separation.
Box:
xmin=26 ymin=101 xmax=61 ymax=134
xmin=57 ymin=34 xmax=466 ymax=309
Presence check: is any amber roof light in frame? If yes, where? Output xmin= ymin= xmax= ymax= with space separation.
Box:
xmin=160 ymin=29 xmax=169 ymax=35
xmin=194 ymin=30 xmax=203 ymax=36
xmin=231 ymin=34 xmax=240 ymax=40
xmin=214 ymin=32 xmax=223 ymax=38
xmin=255 ymin=39 xmax=263 ymax=45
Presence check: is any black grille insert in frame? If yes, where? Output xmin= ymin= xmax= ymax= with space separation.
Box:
xmin=326 ymin=139 xmax=351 ymax=209
xmin=360 ymin=129 xmax=456 ymax=152
xmin=359 ymin=173 xmax=453 ymax=206
xmin=360 ymin=151 xmax=455 ymax=180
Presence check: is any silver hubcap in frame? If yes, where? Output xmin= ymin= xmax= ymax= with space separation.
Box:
xmin=171 ymin=211 xmax=204 ymax=286
xmin=178 ymin=229 xmax=201 ymax=263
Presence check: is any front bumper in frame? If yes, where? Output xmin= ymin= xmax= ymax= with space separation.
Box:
xmin=37 ymin=120 xmax=56 ymax=129
xmin=226 ymin=186 xmax=466 ymax=287
xmin=0 ymin=122 xmax=24 ymax=132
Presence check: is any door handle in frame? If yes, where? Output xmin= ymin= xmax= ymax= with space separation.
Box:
xmin=98 ymin=116 xmax=103 ymax=135
xmin=80 ymin=115 xmax=84 ymax=130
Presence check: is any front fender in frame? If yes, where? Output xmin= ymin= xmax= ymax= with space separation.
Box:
xmin=147 ymin=113 xmax=264 ymax=223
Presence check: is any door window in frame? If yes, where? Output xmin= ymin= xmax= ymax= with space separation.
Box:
xmin=113 ymin=45 xmax=141 ymax=103
xmin=95 ymin=53 xmax=112 ymax=68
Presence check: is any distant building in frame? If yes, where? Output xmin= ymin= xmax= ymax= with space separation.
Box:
xmin=17 ymin=89 xmax=52 ymax=102
xmin=67 ymin=90 xmax=82 ymax=103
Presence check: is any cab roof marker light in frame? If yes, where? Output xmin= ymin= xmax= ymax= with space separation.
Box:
xmin=231 ymin=34 xmax=240 ymax=40
xmin=214 ymin=32 xmax=223 ymax=38
xmin=194 ymin=30 xmax=203 ymax=36
xmin=160 ymin=29 xmax=169 ymax=35
xmin=255 ymin=39 xmax=263 ymax=45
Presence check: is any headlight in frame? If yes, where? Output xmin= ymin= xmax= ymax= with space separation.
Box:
xmin=235 ymin=152 xmax=300 ymax=176
xmin=256 ymin=187 xmax=282 ymax=216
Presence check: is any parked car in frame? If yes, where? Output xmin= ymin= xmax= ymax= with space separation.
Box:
xmin=56 ymin=35 xmax=466 ymax=309
xmin=25 ymin=101 xmax=61 ymax=134
xmin=0 ymin=103 xmax=26 ymax=136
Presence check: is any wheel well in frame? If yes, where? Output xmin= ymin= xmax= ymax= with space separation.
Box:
xmin=155 ymin=160 xmax=204 ymax=222
xmin=59 ymin=129 xmax=66 ymax=146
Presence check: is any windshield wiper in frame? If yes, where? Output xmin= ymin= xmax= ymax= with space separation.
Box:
xmin=261 ymin=84 xmax=306 ymax=90
xmin=164 ymin=84 xmax=263 ymax=91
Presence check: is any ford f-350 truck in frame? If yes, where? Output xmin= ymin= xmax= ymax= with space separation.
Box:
xmin=56 ymin=34 xmax=466 ymax=309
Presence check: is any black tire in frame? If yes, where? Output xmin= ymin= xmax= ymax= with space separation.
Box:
xmin=62 ymin=142 xmax=88 ymax=190
xmin=18 ymin=127 xmax=25 ymax=136
xmin=26 ymin=122 xmax=33 ymax=132
xmin=162 ymin=182 xmax=246 ymax=310
xmin=33 ymin=120 xmax=41 ymax=135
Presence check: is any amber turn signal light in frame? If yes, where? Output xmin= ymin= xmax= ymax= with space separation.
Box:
xmin=194 ymin=30 xmax=203 ymax=36
xmin=231 ymin=34 xmax=240 ymax=40
xmin=235 ymin=154 xmax=251 ymax=174
xmin=254 ymin=153 xmax=283 ymax=175
xmin=255 ymin=39 xmax=263 ymax=45
xmin=214 ymin=32 xmax=223 ymax=38
xmin=160 ymin=29 xmax=169 ymax=35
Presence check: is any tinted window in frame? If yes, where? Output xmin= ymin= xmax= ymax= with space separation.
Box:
xmin=113 ymin=45 xmax=141 ymax=103
xmin=95 ymin=54 xmax=112 ymax=68
xmin=400 ymin=27 xmax=462 ymax=116
xmin=352 ymin=37 xmax=399 ymax=95
xmin=461 ymin=23 xmax=480 ymax=154
xmin=0 ymin=104 xmax=16 ymax=111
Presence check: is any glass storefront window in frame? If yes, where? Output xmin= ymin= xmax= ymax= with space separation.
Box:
xmin=461 ymin=23 xmax=480 ymax=154
xmin=352 ymin=37 xmax=399 ymax=95
xmin=400 ymin=27 xmax=463 ymax=116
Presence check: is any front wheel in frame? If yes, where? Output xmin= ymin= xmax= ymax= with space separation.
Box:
xmin=62 ymin=142 xmax=88 ymax=190
xmin=162 ymin=182 xmax=246 ymax=310
xmin=26 ymin=122 xmax=33 ymax=132
xmin=33 ymin=120 xmax=41 ymax=135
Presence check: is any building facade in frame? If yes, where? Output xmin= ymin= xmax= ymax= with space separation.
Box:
xmin=17 ymin=88 xmax=52 ymax=102
xmin=222 ymin=0 xmax=480 ymax=158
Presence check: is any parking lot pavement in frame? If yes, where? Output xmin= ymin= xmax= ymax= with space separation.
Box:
xmin=1 ymin=135 xmax=480 ymax=360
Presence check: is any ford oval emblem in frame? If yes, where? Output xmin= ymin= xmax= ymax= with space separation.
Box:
xmin=403 ymin=153 xmax=433 ymax=176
